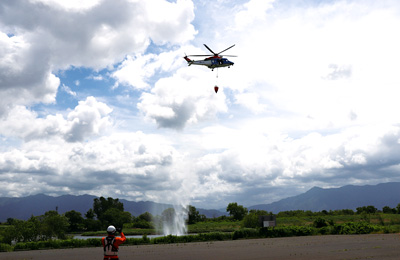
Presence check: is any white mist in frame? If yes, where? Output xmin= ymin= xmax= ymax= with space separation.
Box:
xmin=162 ymin=203 xmax=188 ymax=236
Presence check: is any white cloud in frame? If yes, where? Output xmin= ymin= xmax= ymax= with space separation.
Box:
xmin=112 ymin=54 xmax=157 ymax=90
xmin=235 ymin=92 xmax=267 ymax=113
xmin=137 ymin=68 xmax=228 ymax=129
xmin=0 ymin=33 xmax=59 ymax=116
xmin=235 ymin=0 xmax=274 ymax=29
xmin=61 ymin=84 xmax=77 ymax=97
xmin=0 ymin=96 xmax=112 ymax=142
xmin=64 ymin=96 xmax=113 ymax=142
xmin=2 ymin=117 xmax=400 ymax=208
xmin=141 ymin=0 xmax=197 ymax=45
xmin=29 ymin=0 xmax=102 ymax=12
xmin=180 ymin=123 xmax=400 ymax=207
xmin=0 ymin=0 xmax=196 ymax=115
xmin=225 ymin=0 xmax=400 ymax=131
xmin=0 ymin=131 xmax=188 ymax=202
xmin=112 ymin=48 xmax=190 ymax=90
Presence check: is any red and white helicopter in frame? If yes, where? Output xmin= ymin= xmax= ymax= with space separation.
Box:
xmin=184 ymin=44 xmax=236 ymax=71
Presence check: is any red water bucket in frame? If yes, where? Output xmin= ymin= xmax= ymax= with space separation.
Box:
xmin=214 ymin=86 xmax=219 ymax=93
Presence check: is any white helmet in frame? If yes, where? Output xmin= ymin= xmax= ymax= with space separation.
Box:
xmin=107 ymin=225 xmax=116 ymax=234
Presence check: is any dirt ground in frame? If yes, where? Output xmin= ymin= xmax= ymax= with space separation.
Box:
xmin=1 ymin=233 xmax=399 ymax=260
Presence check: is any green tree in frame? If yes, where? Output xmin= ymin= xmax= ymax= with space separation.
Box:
xmin=40 ymin=211 xmax=69 ymax=240
xmin=226 ymin=202 xmax=248 ymax=221
xmin=6 ymin=218 xmax=16 ymax=225
xmin=133 ymin=212 xmax=154 ymax=229
xmin=84 ymin=218 xmax=102 ymax=231
xmin=277 ymin=210 xmax=306 ymax=217
xmin=1 ymin=221 xmax=19 ymax=244
xmin=65 ymin=210 xmax=85 ymax=232
xmin=84 ymin=197 xmax=134 ymax=231
xmin=24 ymin=216 xmax=41 ymax=242
xmin=242 ymin=210 xmax=268 ymax=228
xmin=341 ymin=209 xmax=355 ymax=215
xmin=93 ymin=197 xmax=124 ymax=223
xmin=382 ymin=206 xmax=396 ymax=214
xmin=138 ymin=212 xmax=153 ymax=222
xmin=2 ymin=217 xmax=42 ymax=244
xmin=188 ymin=205 xmax=201 ymax=224
xmin=102 ymin=208 xmax=132 ymax=228
xmin=5 ymin=219 xmax=24 ymax=243
xmin=313 ymin=217 xmax=328 ymax=228
xmin=85 ymin=208 xmax=95 ymax=220
xmin=356 ymin=206 xmax=377 ymax=214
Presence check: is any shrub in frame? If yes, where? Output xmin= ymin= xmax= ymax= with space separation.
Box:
xmin=0 ymin=243 xmax=13 ymax=252
xmin=260 ymin=226 xmax=316 ymax=238
xmin=318 ymin=226 xmax=333 ymax=235
xmin=232 ymin=228 xmax=259 ymax=240
xmin=86 ymin=238 xmax=102 ymax=247
xmin=198 ymin=232 xmax=230 ymax=241
xmin=12 ymin=238 xmax=102 ymax=251
xmin=332 ymin=222 xmax=380 ymax=235
xmin=313 ymin=218 xmax=328 ymax=228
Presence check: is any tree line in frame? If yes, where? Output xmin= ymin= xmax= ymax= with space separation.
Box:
xmin=2 ymin=197 xmax=400 ymax=245
xmin=0 ymin=197 xmax=204 ymax=244
xmin=224 ymin=202 xmax=400 ymax=228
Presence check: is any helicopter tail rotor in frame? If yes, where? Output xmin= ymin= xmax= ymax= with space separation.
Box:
xmin=183 ymin=55 xmax=193 ymax=66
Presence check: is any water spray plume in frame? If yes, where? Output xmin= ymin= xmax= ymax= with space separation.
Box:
xmin=155 ymin=191 xmax=190 ymax=236
xmin=161 ymin=203 xmax=188 ymax=236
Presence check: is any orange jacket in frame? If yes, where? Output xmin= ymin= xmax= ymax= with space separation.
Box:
xmin=102 ymin=232 xmax=126 ymax=258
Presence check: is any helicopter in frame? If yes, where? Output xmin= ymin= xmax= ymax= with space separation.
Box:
xmin=184 ymin=44 xmax=236 ymax=71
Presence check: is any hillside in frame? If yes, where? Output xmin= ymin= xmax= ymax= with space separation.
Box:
xmin=249 ymin=182 xmax=400 ymax=213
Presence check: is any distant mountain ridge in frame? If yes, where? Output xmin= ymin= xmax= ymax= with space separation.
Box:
xmin=249 ymin=182 xmax=400 ymax=213
xmin=0 ymin=194 xmax=96 ymax=222
xmin=0 ymin=194 xmax=226 ymax=222
xmin=1 ymin=182 xmax=399 ymax=222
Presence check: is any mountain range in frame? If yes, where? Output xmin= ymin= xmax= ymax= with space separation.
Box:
xmin=1 ymin=182 xmax=399 ymax=222
xmin=249 ymin=182 xmax=400 ymax=212
xmin=0 ymin=193 xmax=225 ymax=222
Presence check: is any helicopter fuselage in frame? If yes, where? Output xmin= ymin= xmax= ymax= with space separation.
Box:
xmin=184 ymin=56 xmax=234 ymax=70
xmin=184 ymin=44 xmax=236 ymax=71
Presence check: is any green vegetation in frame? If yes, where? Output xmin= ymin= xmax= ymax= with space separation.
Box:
xmin=1 ymin=199 xmax=400 ymax=252
xmin=226 ymin=203 xmax=248 ymax=221
xmin=188 ymin=220 xmax=240 ymax=233
xmin=1 ymin=211 xmax=69 ymax=244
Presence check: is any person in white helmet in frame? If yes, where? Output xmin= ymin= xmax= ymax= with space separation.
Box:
xmin=101 ymin=225 xmax=126 ymax=260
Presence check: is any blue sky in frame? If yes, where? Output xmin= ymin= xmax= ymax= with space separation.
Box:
xmin=1 ymin=0 xmax=400 ymax=210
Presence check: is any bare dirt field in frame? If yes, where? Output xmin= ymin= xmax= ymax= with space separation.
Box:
xmin=1 ymin=233 xmax=399 ymax=260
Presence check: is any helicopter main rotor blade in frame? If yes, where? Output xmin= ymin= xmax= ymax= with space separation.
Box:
xmin=203 ymin=44 xmax=216 ymax=55
xmin=187 ymin=54 xmax=237 ymax=57
xmin=218 ymin=44 xmax=235 ymax=55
